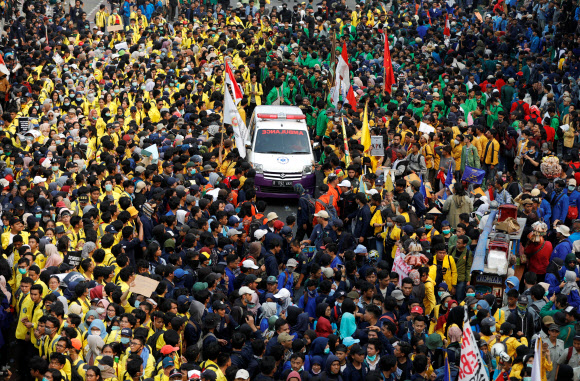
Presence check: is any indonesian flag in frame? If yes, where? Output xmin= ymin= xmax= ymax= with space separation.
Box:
xmin=0 ymin=55 xmax=10 ymax=77
xmin=444 ymin=14 xmax=451 ymax=37
xmin=331 ymin=43 xmax=350 ymax=106
xmin=383 ymin=33 xmax=395 ymax=94
xmin=225 ymin=62 xmax=243 ymax=104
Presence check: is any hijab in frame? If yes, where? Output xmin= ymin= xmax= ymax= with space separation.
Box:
xmin=561 ymin=270 xmax=579 ymax=295
xmin=44 ymin=244 xmax=62 ymax=268
xmin=0 ymin=276 xmax=10 ymax=302
xmin=339 ymin=312 xmax=356 ymax=339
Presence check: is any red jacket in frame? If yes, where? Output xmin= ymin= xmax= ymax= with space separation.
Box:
xmin=525 ymin=239 xmax=553 ymax=275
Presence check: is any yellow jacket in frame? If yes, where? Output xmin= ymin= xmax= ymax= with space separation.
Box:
xmin=489 ymin=335 xmax=527 ymax=359
xmin=423 ymin=277 xmax=437 ymax=315
xmin=95 ymin=10 xmax=109 ymax=28
xmin=429 ymin=255 xmax=458 ymax=288
xmin=483 ymin=138 xmax=500 ymax=166
xmin=244 ymin=82 xmax=263 ymax=105
xmin=473 ymin=135 xmax=488 ymax=159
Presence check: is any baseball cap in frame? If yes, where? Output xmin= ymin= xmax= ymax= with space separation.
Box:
xmin=235 ymin=370 xmax=250 ymax=380
xmin=411 ymin=306 xmax=424 ymax=314
xmin=244 ymin=274 xmax=261 ymax=284
xmin=278 ymin=332 xmax=295 ymax=342
xmin=287 ymin=258 xmax=298 ymax=268
xmin=227 ymin=228 xmax=242 ymax=237
xmin=314 ymin=210 xmax=329 ymax=219
xmin=254 ymin=229 xmax=268 ymax=240
xmin=242 ymin=259 xmax=259 ymax=269
xmin=350 ymin=344 xmax=366 ymax=355
xmin=201 ymin=370 xmax=217 ymax=381
xmin=121 ymin=328 xmax=132 ymax=337
xmin=163 ymin=357 xmax=175 ymax=369
xmin=517 ymin=295 xmax=529 ymax=305
xmin=342 ymin=337 xmax=360 ymax=347
xmin=266 ymin=212 xmax=279 ymax=220
xmin=391 ymin=289 xmax=404 ymax=301
xmin=239 ymin=286 xmax=254 ymax=296
xmin=160 ymin=345 xmax=180 ymax=355
xmin=338 ymin=180 xmax=351 ymax=187
xmin=169 ymin=370 xmax=183 ymax=379
xmin=267 ymin=276 xmax=277 ymax=284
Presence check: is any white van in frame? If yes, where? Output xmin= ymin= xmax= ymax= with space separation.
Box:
xmin=245 ymin=105 xmax=315 ymax=198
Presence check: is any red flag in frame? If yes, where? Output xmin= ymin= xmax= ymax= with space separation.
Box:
xmin=225 ymin=63 xmax=243 ymax=102
xmin=346 ymin=86 xmax=357 ymax=112
xmin=427 ymin=11 xmax=432 ymax=26
xmin=383 ymin=33 xmax=395 ymax=94
xmin=444 ymin=14 xmax=451 ymax=36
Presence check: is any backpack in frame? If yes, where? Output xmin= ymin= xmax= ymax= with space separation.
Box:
xmin=248 ymin=214 xmax=265 ymax=240
xmin=529 ymin=304 xmax=542 ymax=332
xmin=566 ymin=346 xmax=574 ymax=364
xmin=513 ymin=100 xmax=526 ymax=118
xmin=196 ymin=332 xmax=217 ymax=356
xmin=70 ymin=359 xmax=85 ymax=381
xmin=315 ymin=195 xmax=338 ymax=220
xmin=302 ymin=195 xmax=316 ymax=224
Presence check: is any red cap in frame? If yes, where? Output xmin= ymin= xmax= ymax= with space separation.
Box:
xmin=61 ymin=185 xmax=70 ymax=193
xmin=160 ymin=345 xmax=180 ymax=355
xmin=123 ymin=134 xmax=132 ymax=142
xmin=70 ymin=338 xmax=82 ymax=351
xmin=411 ymin=306 xmax=424 ymax=314
xmin=273 ymin=220 xmax=284 ymax=230
xmin=56 ymin=201 xmax=67 ymax=208
xmin=4 ymin=174 xmax=12 ymax=183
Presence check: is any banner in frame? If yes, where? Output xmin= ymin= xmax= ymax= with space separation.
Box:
xmin=370 ymin=136 xmax=384 ymax=156
xmin=459 ymin=308 xmax=489 ymax=381
xmin=461 ymin=166 xmax=486 ymax=184
xmin=531 ymin=338 xmax=542 ymax=381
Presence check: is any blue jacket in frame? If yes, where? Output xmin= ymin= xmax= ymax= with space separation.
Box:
xmin=568 ymin=190 xmax=580 ymax=207
xmin=413 ymin=191 xmax=427 ymax=217
xmin=298 ymin=291 xmax=318 ymax=318
xmin=349 ymin=204 xmax=371 ymax=240
xmin=123 ymin=1 xmax=133 ymax=17
xmin=540 ymin=199 xmax=552 ymax=223
xmin=263 ymin=251 xmax=278 ymax=278
xmin=551 ymin=238 xmax=573 ymax=262
xmin=550 ymin=190 xmax=569 ymax=224
xmin=545 ymin=273 xmax=562 ymax=296
xmin=277 ymin=270 xmax=294 ymax=296
xmin=568 ymin=289 xmax=580 ymax=309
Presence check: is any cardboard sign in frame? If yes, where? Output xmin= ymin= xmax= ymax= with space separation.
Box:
xmin=108 ymin=24 xmax=123 ymax=33
xmin=130 ymin=275 xmax=159 ymax=297
xmin=419 ymin=122 xmax=435 ymax=134
xmin=370 ymin=136 xmax=384 ymax=156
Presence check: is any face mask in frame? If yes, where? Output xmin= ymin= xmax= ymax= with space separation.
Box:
xmin=105 ymin=184 xmax=113 ymax=192
xmin=454 ymin=139 xmax=460 ymax=145
xmin=96 ymin=307 xmax=105 ymax=314
xmin=134 ymin=300 xmax=141 ymax=308
xmin=570 ymin=186 xmax=576 ymax=192
xmin=18 ymin=268 xmax=26 ymax=275
xmin=490 ymin=326 xmax=496 ymax=332
xmin=114 ymin=89 xmax=120 ymax=94
xmin=324 ymin=348 xmax=330 ymax=354
xmin=523 ymin=378 xmax=531 ymax=381
xmin=367 ymin=354 xmax=377 ymax=362
xmin=92 ymin=330 xmax=101 ymax=336
xmin=466 ymin=292 xmax=476 ymax=297
xmin=64 ymin=322 xmax=69 ymax=328
xmin=132 ymin=82 xmax=138 ymax=87
xmin=120 ymin=337 xmax=130 ymax=344
xmin=443 ymin=229 xmax=451 ymax=234
xmin=45 ymin=327 xmax=52 ymax=335
xmin=141 ymin=85 xmax=146 ymax=90
xmin=56 ymin=140 xmax=61 ymax=145
xmin=545 ymin=291 xmax=549 ymax=297
xmin=386 ymin=222 xmax=394 ymax=227
xmin=111 ymin=323 xmax=119 ymax=328
xmin=397 ymin=300 xmax=404 ymax=306
xmin=308 ymin=290 xmax=316 ymax=297
xmin=247 ymin=303 xmax=255 ymax=308
xmin=64 ymin=102 xmax=70 ymax=106
xmin=425 ymin=224 xmax=432 ymax=230
xmin=156 ymin=59 xmax=161 ymax=63
xmin=43 ymin=217 xmax=51 ymax=223
xmin=438 ymin=291 xmax=444 ymax=297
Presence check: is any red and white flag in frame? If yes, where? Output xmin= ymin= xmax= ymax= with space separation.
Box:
xmin=443 ymin=14 xmax=451 ymax=37
xmin=346 ymin=86 xmax=357 ymax=112
xmin=331 ymin=42 xmax=350 ymax=107
xmin=225 ymin=62 xmax=243 ymax=103
xmin=0 ymin=55 xmax=10 ymax=77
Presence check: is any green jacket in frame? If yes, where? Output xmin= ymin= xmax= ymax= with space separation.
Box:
xmin=559 ymin=323 xmax=576 ymax=348
xmin=460 ymin=144 xmax=481 ymax=172
xmin=315 ymin=110 xmax=328 ymax=137
xmin=448 ymin=246 xmax=473 ymax=283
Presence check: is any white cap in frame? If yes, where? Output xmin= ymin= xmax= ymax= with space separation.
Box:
xmin=235 ymin=370 xmax=250 ymax=380
xmin=366 ymin=189 xmax=379 ymax=195
xmin=254 ymin=229 xmax=268 ymax=240
xmin=338 ymin=180 xmax=352 ymax=188
xmin=242 ymin=259 xmax=259 ymax=269
xmin=266 ymin=212 xmax=279 ymax=220
xmin=273 ymin=288 xmax=291 ymax=299
xmin=239 ymin=286 xmax=255 ymax=296
xmin=33 ymin=176 xmax=46 ymax=184
xmin=314 ymin=210 xmax=329 ymax=219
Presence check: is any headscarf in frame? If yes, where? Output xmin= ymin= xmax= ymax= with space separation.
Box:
xmin=448 ymin=325 xmax=462 ymax=343
xmin=546 ymin=258 xmax=564 ymax=280
xmin=0 ymin=276 xmax=11 ymax=303
xmin=561 ymin=270 xmax=579 ymax=295
xmin=293 ymin=312 xmax=310 ymax=337
xmin=85 ymin=334 xmax=105 ymax=366
xmin=97 ymin=299 xmax=110 ymax=320
xmin=57 ymin=296 xmax=69 ymax=315
xmin=260 ymin=302 xmax=278 ymax=322
xmin=287 ymin=371 xmax=301 ymax=381
xmin=409 ymin=269 xmax=421 ymax=285
xmin=88 ymin=319 xmax=107 ymax=339
xmin=81 ymin=242 xmax=97 ymax=259
xmin=339 ymin=312 xmax=356 ymax=339
xmin=44 ymin=244 xmax=62 ymax=268
xmin=176 ymin=209 xmax=189 ymax=225
xmin=80 ymin=310 xmax=99 ymax=332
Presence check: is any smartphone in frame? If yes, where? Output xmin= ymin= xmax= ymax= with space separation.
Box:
xmin=338 ymin=265 xmax=344 ymax=269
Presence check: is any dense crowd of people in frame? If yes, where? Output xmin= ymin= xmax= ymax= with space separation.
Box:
xmin=1 ymin=0 xmax=580 ymax=380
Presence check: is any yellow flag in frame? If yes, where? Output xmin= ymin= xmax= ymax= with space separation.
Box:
xmin=385 ymin=170 xmax=394 ymax=192
xmin=361 ymin=103 xmax=371 ymax=152
xmin=341 ymin=117 xmax=351 ymax=167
